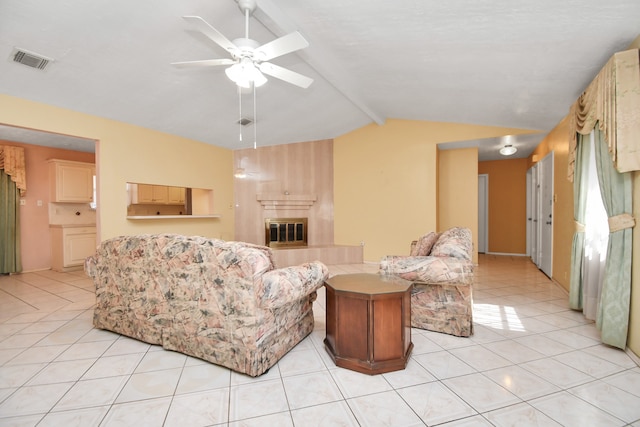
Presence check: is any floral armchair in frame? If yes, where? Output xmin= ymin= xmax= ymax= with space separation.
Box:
xmin=379 ymin=227 xmax=474 ymax=337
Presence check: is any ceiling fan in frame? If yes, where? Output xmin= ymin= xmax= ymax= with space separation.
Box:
xmin=172 ymin=0 xmax=313 ymax=89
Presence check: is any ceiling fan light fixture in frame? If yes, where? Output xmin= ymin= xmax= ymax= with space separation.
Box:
xmin=499 ymin=144 xmax=517 ymax=156
xmin=225 ymin=60 xmax=267 ymax=88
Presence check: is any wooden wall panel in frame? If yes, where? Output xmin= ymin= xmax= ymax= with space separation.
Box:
xmin=233 ymin=139 xmax=334 ymax=246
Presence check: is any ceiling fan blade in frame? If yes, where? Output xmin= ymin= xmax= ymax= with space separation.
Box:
xmin=171 ymin=59 xmax=236 ymax=68
xmin=255 ymin=31 xmax=309 ymax=61
xmin=182 ymin=16 xmax=237 ymax=55
xmin=258 ymin=62 xmax=313 ymax=89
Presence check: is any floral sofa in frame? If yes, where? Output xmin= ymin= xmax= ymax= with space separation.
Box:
xmin=379 ymin=227 xmax=474 ymax=337
xmin=85 ymin=234 xmax=328 ymax=377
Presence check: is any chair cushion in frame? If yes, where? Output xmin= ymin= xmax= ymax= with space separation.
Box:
xmin=430 ymin=227 xmax=472 ymax=260
xmin=411 ymin=232 xmax=440 ymax=256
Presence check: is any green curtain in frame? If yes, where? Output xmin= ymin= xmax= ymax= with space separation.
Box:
xmin=593 ymin=128 xmax=632 ymax=349
xmin=0 ymin=170 xmax=22 ymax=274
xmin=569 ymin=133 xmax=590 ymax=310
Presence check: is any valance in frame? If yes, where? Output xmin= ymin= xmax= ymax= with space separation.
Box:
xmin=0 ymin=145 xmax=27 ymax=195
xmin=568 ymin=49 xmax=640 ymax=182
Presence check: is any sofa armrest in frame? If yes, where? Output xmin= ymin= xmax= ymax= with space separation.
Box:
xmin=379 ymin=255 xmax=473 ymax=285
xmin=257 ymin=261 xmax=329 ymax=309
xmin=84 ymin=255 xmax=97 ymax=279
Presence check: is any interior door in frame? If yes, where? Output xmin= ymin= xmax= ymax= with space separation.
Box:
xmin=526 ymin=168 xmax=532 ymax=257
xmin=539 ymin=152 xmax=554 ymax=277
xmin=478 ymin=174 xmax=488 ymax=253
xmin=529 ymin=163 xmax=539 ymax=266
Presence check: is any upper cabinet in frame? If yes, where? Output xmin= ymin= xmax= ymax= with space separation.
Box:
xmin=167 ymin=186 xmax=186 ymax=204
xmin=130 ymin=184 xmax=185 ymax=205
xmin=133 ymin=184 xmax=164 ymax=204
xmin=48 ymin=159 xmax=95 ymax=203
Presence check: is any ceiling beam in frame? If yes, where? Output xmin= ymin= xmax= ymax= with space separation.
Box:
xmin=252 ymin=0 xmax=386 ymax=125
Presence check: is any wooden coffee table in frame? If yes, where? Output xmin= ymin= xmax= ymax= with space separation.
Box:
xmin=324 ymin=273 xmax=413 ymax=375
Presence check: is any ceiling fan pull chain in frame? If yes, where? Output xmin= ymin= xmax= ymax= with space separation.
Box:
xmin=253 ymin=84 xmax=257 ymax=150
xmin=238 ymin=87 xmax=243 ymax=142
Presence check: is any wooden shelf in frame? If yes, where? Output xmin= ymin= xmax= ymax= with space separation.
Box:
xmin=257 ymin=194 xmax=316 ymax=210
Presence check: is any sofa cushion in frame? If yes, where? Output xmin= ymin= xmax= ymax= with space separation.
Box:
xmin=411 ymin=232 xmax=440 ymax=256
xmin=430 ymin=227 xmax=472 ymax=260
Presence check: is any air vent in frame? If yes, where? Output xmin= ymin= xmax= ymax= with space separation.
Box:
xmin=237 ymin=118 xmax=252 ymax=126
xmin=11 ymin=48 xmax=53 ymax=71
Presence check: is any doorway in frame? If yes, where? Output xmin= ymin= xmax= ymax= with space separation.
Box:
xmin=478 ymin=174 xmax=488 ymax=253
xmin=0 ymin=126 xmax=97 ymax=271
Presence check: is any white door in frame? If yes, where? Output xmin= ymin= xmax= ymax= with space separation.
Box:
xmin=539 ymin=152 xmax=554 ymax=277
xmin=478 ymin=174 xmax=488 ymax=253
xmin=526 ymin=168 xmax=532 ymax=257
xmin=529 ymin=163 xmax=540 ymax=266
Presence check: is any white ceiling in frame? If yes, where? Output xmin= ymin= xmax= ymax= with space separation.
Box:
xmin=1 ymin=0 xmax=638 ymax=161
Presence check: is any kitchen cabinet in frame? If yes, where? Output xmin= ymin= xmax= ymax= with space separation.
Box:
xmin=50 ymin=225 xmax=97 ymax=272
xmin=131 ymin=184 xmax=185 ymax=205
xmin=167 ymin=186 xmax=185 ymax=204
xmin=134 ymin=184 xmax=167 ymax=203
xmin=48 ymin=159 xmax=95 ymax=203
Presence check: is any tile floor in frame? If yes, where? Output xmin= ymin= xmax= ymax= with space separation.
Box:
xmin=0 ymin=255 xmax=639 ymax=426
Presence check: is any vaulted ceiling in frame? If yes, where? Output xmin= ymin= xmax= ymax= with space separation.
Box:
xmin=1 ymin=0 xmax=638 ymax=160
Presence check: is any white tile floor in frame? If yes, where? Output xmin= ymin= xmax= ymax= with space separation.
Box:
xmin=0 ymin=255 xmax=639 ymax=426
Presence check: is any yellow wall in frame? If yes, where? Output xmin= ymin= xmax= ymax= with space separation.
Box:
xmin=0 ymin=94 xmax=234 ymax=242
xmin=478 ymin=158 xmax=528 ymax=254
xmin=438 ymin=148 xmax=479 ymax=263
xmin=334 ymin=118 xmax=536 ymax=262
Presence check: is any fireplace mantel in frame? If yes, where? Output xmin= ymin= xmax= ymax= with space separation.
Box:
xmin=257 ymin=193 xmax=317 ymax=210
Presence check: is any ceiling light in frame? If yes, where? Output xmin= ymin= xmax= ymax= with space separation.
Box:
xmin=499 ymin=144 xmax=517 ymax=156
xmin=225 ymin=59 xmax=267 ymax=88
xmin=234 ymin=167 xmax=246 ymax=178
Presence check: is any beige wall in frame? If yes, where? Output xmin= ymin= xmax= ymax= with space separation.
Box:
xmin=437 ymin=147 xmax=479 ymax=263
xmin=334 ymin=118 xmax=535 ymax=262
xmin=0 ymin=94 xmax=234 ymax=244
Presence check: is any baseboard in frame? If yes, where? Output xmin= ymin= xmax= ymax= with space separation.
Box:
xmin=484 ymin=252 xmax=528 ymax=257
xmin=626 ymin=347 xmax=640 ymax=367
xmin=15 ymin=267 xmax=51 ymax=274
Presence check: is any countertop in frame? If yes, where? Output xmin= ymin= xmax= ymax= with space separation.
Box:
xmin=49 ymin=224 xmax=96 ymax=228
xmin=126 ymin=215 xmax=220 ymax=220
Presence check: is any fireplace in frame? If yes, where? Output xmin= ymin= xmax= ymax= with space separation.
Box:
xmin=265 ymin=218 xmax=307 ymax=248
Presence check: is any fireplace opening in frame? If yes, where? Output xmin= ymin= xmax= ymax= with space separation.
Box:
xmin=265 ymin=218 xmax=307 ymax=248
